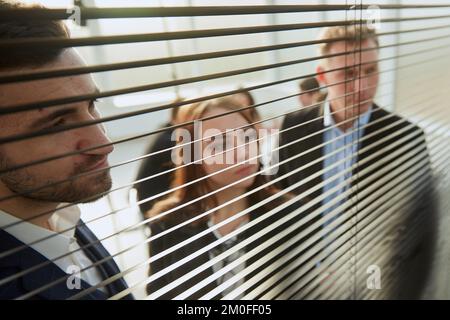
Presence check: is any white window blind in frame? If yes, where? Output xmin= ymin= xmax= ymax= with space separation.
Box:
xmin=0 ymin=1 xmax=449 ymax=300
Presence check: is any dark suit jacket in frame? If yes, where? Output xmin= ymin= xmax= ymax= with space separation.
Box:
xmin=146 ymin=199 xmax=317 ymax=299
xmin=0 ymin=220 xmax=134 ymax=300
xmin=277 ymin=103 xmax=437 ymax=299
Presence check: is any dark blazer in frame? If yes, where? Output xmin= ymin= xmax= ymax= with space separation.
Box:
xmin=0 ymin=220 xmax=134 ymax=300
xmin=278 ymin=103 xmax=428 ymax=198
xmin=135 ymin=122 xmax=176 ymax=216
xmin=146 ymin=198 xmax=316 ymax=299
xmin=277 ymin=103 xmax=436 ymax=299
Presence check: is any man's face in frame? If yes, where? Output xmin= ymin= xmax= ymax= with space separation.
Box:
xmin=299 ymin=91 xmax=321 ymax=107
xmin=201 ymin=107 xmax=259 ymax=191
xmin=299 ymin=93 xmax=314 ymax=107
xmin=0 ymin=49 xmax=114 ymax=203
xmin=317 ymin=39 xmax=379 ymax=117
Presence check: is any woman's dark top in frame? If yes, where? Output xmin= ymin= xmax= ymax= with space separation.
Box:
xmin=146 ymin=199 xmax=318 ymax=299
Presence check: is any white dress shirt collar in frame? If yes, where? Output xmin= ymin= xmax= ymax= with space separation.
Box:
xmin=0 ymin=203 xmax=108 ymax=292
xmin=0 ymin=203 xmax=81 ymax=261
xmin=323 ymin=98 xmax=373 ymax=129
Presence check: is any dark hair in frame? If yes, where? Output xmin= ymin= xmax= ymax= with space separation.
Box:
xmin=0 ymin=0 xmax=70 ymax=70
xmin=299 ymin=77 xmax=320 ymax=93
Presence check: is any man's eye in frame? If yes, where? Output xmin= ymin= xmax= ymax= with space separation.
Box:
xmin=51 ymin=118 xmax=66 ymax=127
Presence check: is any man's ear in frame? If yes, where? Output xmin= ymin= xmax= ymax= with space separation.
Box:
xmin=316 ymin=64 xmax=326 ymax=84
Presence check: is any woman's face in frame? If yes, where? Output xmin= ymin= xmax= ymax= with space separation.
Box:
xmin=200 ymin=107 xmax=260 ymax=190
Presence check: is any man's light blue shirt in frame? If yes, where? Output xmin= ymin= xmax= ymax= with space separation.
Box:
xmin=321 ymin=100 xmax=373 ymax=228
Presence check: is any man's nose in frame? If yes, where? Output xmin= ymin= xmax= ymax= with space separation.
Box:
xmin=350 ymin=75 xmax=362 ymax=93
xmin=76 ymin=123 xmax=114 ymax=156
xmin=354 ymin=77 xmax=372 ymax=97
